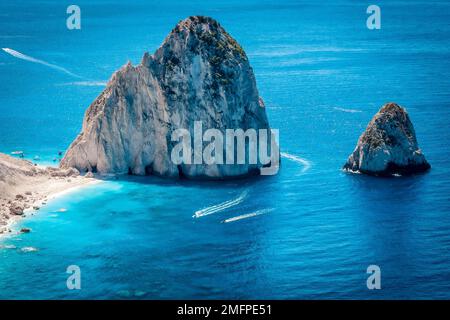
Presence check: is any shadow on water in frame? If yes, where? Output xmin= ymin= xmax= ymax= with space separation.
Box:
xmin=345 ymin=171 xmax=429 ymax=214
xmin=83 ymin=172 xmax=283 ymax=299
xmin=94 ymin=169 xmax=282 ymax=216
xmin=342 ymin=171 xmax=431 ymax=284
xmin=98 ymin=169 xmax=279 ymax=190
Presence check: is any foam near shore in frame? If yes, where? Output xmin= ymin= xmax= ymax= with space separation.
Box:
xmin=0 ymin=152 xmax=99 ymax=236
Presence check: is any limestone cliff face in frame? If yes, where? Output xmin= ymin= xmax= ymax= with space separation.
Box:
xmin=61 ymin=16 xmax=270 ymax=179
xmin=343 ymin=103 xmax=430 ymax=176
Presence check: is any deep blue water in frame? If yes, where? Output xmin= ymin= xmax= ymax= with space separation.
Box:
xmin=1 ymin=0 xmax=450 ymax=299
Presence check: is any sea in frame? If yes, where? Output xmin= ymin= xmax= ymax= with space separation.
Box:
xmin=1 ymin=0 xmax=450 ymax=299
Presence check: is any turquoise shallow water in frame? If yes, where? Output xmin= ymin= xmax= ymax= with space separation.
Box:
xmin=1 ymin=0 xmax=450 ymax=299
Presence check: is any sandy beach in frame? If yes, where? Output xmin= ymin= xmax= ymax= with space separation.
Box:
xmin=0 ymin=152 xmax=98 ymax=235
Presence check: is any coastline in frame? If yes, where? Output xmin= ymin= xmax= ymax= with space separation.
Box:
xmin=0 ymin=152 xmax=102 ymax=237
xmin=0 ymin=176 xmax=101 ymax=238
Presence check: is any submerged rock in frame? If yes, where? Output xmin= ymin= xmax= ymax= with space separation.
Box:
xmin=61 ymin=16 xmax=271 ymax=179
xmin=343 ymin=103 xmax=430 ymax=176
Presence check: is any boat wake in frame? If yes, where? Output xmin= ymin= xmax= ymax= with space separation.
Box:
xmin=193 ymin=190 xmax=249 ymax=218
xmin=222 ymin=208 xmax=274 ymax=223
xmin=57 ymin=81 xmax=108 ymax=87
xmin=2 ymin=48 xmax=82 ymax=78
xmin=280 ymin=152 xmax=312 ymax=173
xmin=333 ymin=107 xmax=362 ymax=113
xmin=21 ymin=246 xmax=38 ymax=253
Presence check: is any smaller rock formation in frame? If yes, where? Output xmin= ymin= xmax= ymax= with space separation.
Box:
xmin=343 ymin=102 xmax=430 ymax=176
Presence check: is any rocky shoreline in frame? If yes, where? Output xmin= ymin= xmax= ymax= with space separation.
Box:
xmin=0 ymin=153 xmax=97 ymax=235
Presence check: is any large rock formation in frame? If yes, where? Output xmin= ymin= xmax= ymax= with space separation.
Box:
xmin=343 ymin=103 xmax=430 ymax=176
xmin=61 ymin=16 xmax=271 ymax=179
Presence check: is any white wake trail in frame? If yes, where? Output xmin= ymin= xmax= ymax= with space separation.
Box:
xmin=280 ymin=152 xmax=312 ymax=173
xmin=333 ymin=107 xmax=362 ymax=113
xmin=57 ymin=81 xmax=108 ymax=87
xmin=2 ymin=48 xmax=82 ymax=78
xmin=193 ymin=190 xmax=249 ymax=218
xmin=222 ymin=208 xmax=274 ymax=223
